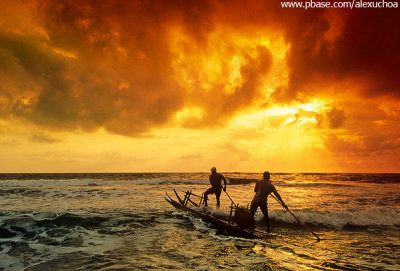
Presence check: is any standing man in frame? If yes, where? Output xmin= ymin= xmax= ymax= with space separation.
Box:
xmin=203 ymin=167 xmax=227 ymax=208
xmin=250 ymin=171 xmax=287 ymax=233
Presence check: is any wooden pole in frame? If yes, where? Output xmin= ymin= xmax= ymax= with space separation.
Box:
xmin=271 ymin=194 xmax=321 ymax=241
xmin=173 ymin=189 xmax=184 ymax=205
xmin=224 ymin=190 xmax=237 ymax=207
xmin=228 ymin=202 xmax=233 ymax=224
xmin=187 ymin=197 xmax=199 ymax=207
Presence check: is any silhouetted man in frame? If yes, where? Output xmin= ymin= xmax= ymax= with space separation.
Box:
xmin=250 ymin=171 xmax=286 ymax=233
xmin=204 ymin=167 xmax=227 ymax=208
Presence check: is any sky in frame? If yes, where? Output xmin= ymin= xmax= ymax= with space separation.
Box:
xmin=0 ymin=0 xmax=399 ymax=173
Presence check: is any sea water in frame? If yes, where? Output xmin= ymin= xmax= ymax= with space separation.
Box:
xmin=0 ymin=173 xmax=399 ymax=270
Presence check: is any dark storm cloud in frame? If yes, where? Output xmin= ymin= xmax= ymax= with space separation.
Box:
xmin=332 ymin=9 xmax=400 ymax=97
xmin=0 ymin=31 xmax=71 ymax=119
xmin=326 ymin=108 xmax=345 ymax=129
xmin=279 ymin=8 xmax=400 ymax=100
xmin=219 ymin=1 xmax=400 ymax=101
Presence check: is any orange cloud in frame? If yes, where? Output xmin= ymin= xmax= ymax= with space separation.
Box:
xmin=0 ymin=0 xmax=275 ymax=135
xmin=1 ymin=0 xmax=399 ymax=141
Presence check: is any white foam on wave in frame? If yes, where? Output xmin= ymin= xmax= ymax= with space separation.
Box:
xmin=0 ymin=177 xmax=210 ymax=190
xmin=22 ymin=226 xmax=123 ymax=270
xmin=184 ymin=213 xmax=217 ymax=233
xmin=0 ymin=215 xmax=37 ymax=233
xmin=0 ymin=253 xmax=24 ymax=271
xmin=30 ymin=225 xmax=122 ymax=253
xmin=31 ymin=212 xmax=63 ymax=221
xmin=134 ymin=178 xmax=209 ymax=185
xmin=208 ymin=208 xmax=228 ymax=217
xmin=0 ymin=212 xmax=124 ymax=270
xmin=268 ymin=208 xmax=400 ymax=227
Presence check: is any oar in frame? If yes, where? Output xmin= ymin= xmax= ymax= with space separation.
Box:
xmin=271 ymin=194 xmax=321 ymax=241
xmin=224 ymin=190 xmax=237 ymax=207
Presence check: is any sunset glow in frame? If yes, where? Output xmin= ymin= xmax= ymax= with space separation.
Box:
xmin=0 ymin=0 xmax=399 ymax=173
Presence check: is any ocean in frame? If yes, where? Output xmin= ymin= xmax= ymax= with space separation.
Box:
xmin=0 ymin=173 xmax=399 ymax=270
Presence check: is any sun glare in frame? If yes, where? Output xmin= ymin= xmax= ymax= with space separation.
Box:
xmin=230 ymin=99 xmax=328 ymax=130
xmin=174 ymin=106 xmax=204 ymax=123
xmin=52 ymin=47 xmax=78 ymax=59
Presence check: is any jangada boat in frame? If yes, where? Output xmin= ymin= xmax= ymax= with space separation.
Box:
xmin=164 ymin=190 xmax=269 ymax=239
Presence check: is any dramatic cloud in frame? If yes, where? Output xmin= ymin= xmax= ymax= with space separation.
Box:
xmin=265 ymin=7 xmax=400 ymax=101
xmin=1 ymin=0 xmax=399 ymax=172
xmin=326 ymin=108 xmax=345 ymax=129
xmin=1 ymin=0 xmax=399 ymax=137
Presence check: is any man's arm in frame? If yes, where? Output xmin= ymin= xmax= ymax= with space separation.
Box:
xmin=272 ymin=186 xmax=287 ymax=209
xmin=222 ymin=175 xmax=227 ymax=191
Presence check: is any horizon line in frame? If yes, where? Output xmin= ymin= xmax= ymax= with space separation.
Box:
xmin=1 ymin=172 xmax=399 ymax=174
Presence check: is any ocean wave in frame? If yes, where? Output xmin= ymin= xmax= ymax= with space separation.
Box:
xmin=181 ymin=207 xmax=400 ymax=229
xmin=349 ymin=174 xmax=400 ymax=184
xmin=0 ymin=211 xmax=163 ymax=270
xmin=278 ymin=182 xmax=355 ymax=188
xmin=0 ymin=178 xmax=211 ymax=189
xmin=266 ymin=208 xmax=400 ymax=228
xmin=133 ymin=178 xmax=209 ymax=186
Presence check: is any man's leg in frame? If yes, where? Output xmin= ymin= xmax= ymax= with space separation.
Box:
xmin=249 ymin=200 xmax=259 ymax=228
xmin=215 ymin=189 xmax=222 ymax=208
xmin=203 ymin=187 xmax=214 ymax=207
xmin=250 ymin=200 xmax=259 ymax=218
xmin=259 ymin=203 xmax=270 ymax=232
